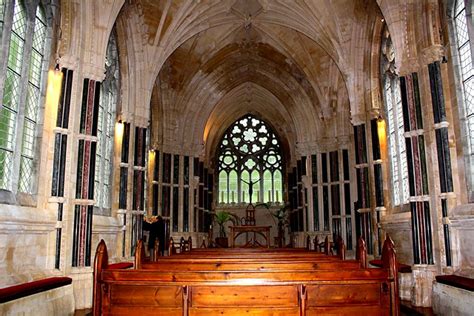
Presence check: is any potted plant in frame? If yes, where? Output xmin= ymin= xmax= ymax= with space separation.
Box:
xmin=213 ymin=210 xmax=238 ymax=248
xmin=256 ymin=203 xmax=291 ymax=247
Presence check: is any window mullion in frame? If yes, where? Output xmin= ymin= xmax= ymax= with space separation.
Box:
xmin=0 ymin=0 xmax=15 ymax=111
xmin=460 ymin=3 xmax=474 ymax=67
xmin=11 ymin=7 xmax=34 ymax=193
xmin=100 ymin=97 xmax=109 ymax=209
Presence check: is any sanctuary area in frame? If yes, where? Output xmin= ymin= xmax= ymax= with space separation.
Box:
xmin=0 ymin=0 xmax=473 ymax=315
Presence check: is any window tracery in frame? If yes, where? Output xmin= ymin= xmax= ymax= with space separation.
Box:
xmin=217 ymin=115 xmax=283 ymax=204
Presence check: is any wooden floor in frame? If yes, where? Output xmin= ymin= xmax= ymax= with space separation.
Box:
xmin=400 ymin=300 xmax=434 ymax=316
xmin=79 ymin=304 xmax=434 ymax=316
xmin=74 ymin=309 xmax=91 ymax=316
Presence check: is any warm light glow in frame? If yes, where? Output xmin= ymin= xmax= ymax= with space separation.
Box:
xmin=149 ymin=149 xmax=156 ymax=161
xmin=377 ymin=116 xmax=387 ymax=151
xmin=45 ymin=68 xmax=63 ymax=114
xmin=115 ymin=120 xmax=124 ymax=141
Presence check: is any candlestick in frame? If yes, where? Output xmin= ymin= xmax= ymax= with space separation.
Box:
xmin=257 ymin=191 xmax=260 ymax=202
xmin=268 ymin=190 xmax=271 ymax=201
xmin=232 ymin=191 xmax=235 ymax=203
xmin=276 ymin=191 xmax=279 ymax=202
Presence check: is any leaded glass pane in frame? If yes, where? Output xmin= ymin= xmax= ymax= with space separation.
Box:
xmin=25 ymin=83 xmax=39 ymax=120
xmin=251 ymin=170 xmax=260 ymax=203
xmin=229 ymin=170 xmax=237 ymax=203
xmin=8 ymin=2 xmax=26 ymax=73
xmin=29 ymin=51 xmax=42 ymax=86
xmin=18 ymin=155 xmax=33 ymax=193
xmin=455 ymin=0 xmax=474 ymax=195
xmin=219 ymin=171 xmax=228 ymax=203
xmin=0 ymin=2 xmax=51 ymax=193
xmin=0 ymin=106 xmax=16 ymax=150
xmin=3 ymin=70 xmax=20 ymax=111
xmin=241 ymin=170 xmax=249 ymax=203
xmin=464 ymin=77 xmax=474 ymax=115
xmin=382 ymin=28 xmax=409 ymax=205
xmin=217 ymin=114 xmax=283 ymax=204
xmin=94 ymin=30 xmax=119 ymax=210
xmin=0 ymin=149 xmax=13 ymax=190
xmin=32 ymin=6 xmax=46 ymax=51
xmin=21 ymin=118 xmax=35 ymax=156
xmin=263 ymin=170 xmax=272 ymax=202
xmin=95 ymin=179 xmax=102 ymax=207
xmin=274 ymin=170 xmax=282 ymax=202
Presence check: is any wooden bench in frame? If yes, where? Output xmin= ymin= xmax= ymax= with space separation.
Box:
xmin=0 ymin=277 xmax=74 ymax=315
xmin=168 ymin=237 xmax=193 ymax=255
xmin=0 ymin=277 xmax=72 ymax=303
xmin=93 ymin=236 xmax=400 ymax=315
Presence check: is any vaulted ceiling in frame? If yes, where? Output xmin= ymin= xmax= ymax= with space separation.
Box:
xmin=117 ymin=0 xmax=384 ymax=165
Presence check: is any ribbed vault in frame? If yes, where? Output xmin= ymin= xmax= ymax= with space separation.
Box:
xmin=147 ymin=0 xmax=359 ymax=166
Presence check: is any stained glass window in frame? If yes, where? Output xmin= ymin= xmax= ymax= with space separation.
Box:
xmin=95 ymin=29 xmax=119 ymax=212
xmin=381 ymin=26 xmax=409 ymax=205
xmin=0 ymin=1 xmax=50 ymax=193
xmin=217 ymin=115 xmax=283 ymax=204
xmin=454 ymin=1 xmax=474 ymax=195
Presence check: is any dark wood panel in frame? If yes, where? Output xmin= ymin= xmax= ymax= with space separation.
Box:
xmin=189 ymin=307 xmax=300 ymax=315
xmin=306 ymin=283 xmax=382 ymax=306
xmin=191 ymin=285 xmax=298 ymax=307
xmin=110 ymin=284 xmax=182 ymax=307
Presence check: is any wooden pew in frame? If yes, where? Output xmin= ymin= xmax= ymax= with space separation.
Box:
xmin=168 ymin=236 xmax=193 ymax=255
xmin=93 ymin=236 xmax=399 ymax=315
xmin=137 ymin=238 xmax=360 ymax=271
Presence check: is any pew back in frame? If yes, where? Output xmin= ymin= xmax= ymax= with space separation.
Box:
xmin=93 ymin=236 xmax=399 ymax=316
xmin=100 ymin=269 xmax=392 ymax=316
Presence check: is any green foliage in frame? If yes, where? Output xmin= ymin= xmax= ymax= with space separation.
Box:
xmin=213 ymin=211 xmax=238 ymax=237
xmin=255 ymin=203 xmax=291 ymax=227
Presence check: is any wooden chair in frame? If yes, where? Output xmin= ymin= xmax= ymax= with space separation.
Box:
xmin=243 ymin=203 xmax=256 ymax=226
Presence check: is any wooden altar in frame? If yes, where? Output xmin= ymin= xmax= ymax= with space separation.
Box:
xmin=229 ymin=225 xmax=271 ymax=248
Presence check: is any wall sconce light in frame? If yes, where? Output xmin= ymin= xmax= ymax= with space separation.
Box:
xmin=45 ymin=63 xmax=63 ymax=113
xmin=149 ymin=148 xmax=156 ymax=162
xmin=115 ymin=119 xmax=124 ymax=141
xmin=377 ymin=115 xmax=387 ymax=151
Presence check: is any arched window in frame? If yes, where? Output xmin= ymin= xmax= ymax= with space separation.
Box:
xmin=380 ymin=26 xmax=409 ymax=206
xmin=453 ymin=0 xmax=474 ymax=198
xmin=217 ymin=115 xmax=283 ymax=204
xmin=0 ymin=1 xmax=50 ymax=194
xmin=94 ymin=28 xmax=119 ymax=213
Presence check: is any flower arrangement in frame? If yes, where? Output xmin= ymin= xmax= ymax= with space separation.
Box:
xmin=144 ymin=215 xmax=159 ymax=224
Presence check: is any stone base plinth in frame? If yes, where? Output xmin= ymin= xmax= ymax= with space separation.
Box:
xmin=432 ymin=281 xmax=474 ymax=316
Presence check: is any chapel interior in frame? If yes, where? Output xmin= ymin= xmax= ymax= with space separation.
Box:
xmin=0 ymin=0 xmax=473 ymax=314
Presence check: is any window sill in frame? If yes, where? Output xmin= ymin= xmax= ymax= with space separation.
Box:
xmin=0 ymin=190 xmax=37 ymax=208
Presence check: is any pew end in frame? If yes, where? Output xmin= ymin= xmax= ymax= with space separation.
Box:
xmin=382 ymin=235 xmax=400 ymax=316
xmin=356 ymin=236 xmax=368 ymax=268
xmin=93 ymin=240 xmax=108 ymax=316
xmin=134 ymin=239 xmax=145 ymax=269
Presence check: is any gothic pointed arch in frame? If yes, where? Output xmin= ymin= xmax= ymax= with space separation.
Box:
xmin=217 ymin=114 xmax=284 ymax=205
